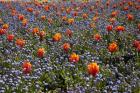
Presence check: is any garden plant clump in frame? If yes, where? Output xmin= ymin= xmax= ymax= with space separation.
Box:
xmin=0 ymin=0 xmax=140 ymax=92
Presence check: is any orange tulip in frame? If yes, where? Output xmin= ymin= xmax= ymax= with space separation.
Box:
xmin=62 ymin=43 xmax=70 ymax=52
xmin=65 ymin=29 xmax=72 ymax=37
xmin=62 ymin=16 xmax=67 ymax=21
xmin=128 ymin=1 xmax=133 ymax=6
xmin=89 ymin=23 xmax=95 ymax=28
xmin=61 ymin=7 xmax=65 ymax=12
xmin=109 ymin=18 xmax=116 ymax=24
xmin=115 ymin=26 xmax=125 ymax=32
xmin=69 ymin=53 xmax=80 ymax=63
xmin=44 ymin=5 xmax=50 ymax=11
xmin=16 ymin=39 xmax=25 ymax=48
xmin=82 ymin=13 xmax=88 ymax=19
xmin=37 ymin=48 xmax=45 ymax=58
xmin=111 ymin=11 xmax=118 ymax=17
xmin=92 ymin=16 xmax=99 ymax=22
xmin=66 ymin=8 xmax=71 ymax=14
xmin=22 ymin=18 xmax=28 ymax=26
xmin=87 ymin=62 xmax=99 ymax=77
xmin=39 ymin=31 xmax=46 ymax=40
xmin=41 ymin=15 xmax=46 ymax=20
xmin=27 ymin=7 xmax=33 ymax=12
xmin=39 ymin=31 xmax=46 ymax=37
xmin=32 ymin=27 xmax=39 ymax=35
xmin=108 ymin=42 xmax=118 ymax=53
xmin=53 ymin=33 xmax=62 ymax=42
xmin=68 ymin=18 xmax=74 ymax=24
xmin=123 ymin=6 xmax=129 ymax=11
xmin=94 ymin=33 xmax=102 ymax=41
xmin=22 ymin=60 xmax=32 ymax=74
xmin=127 ymin=14 xmax=134 ymax=21
xmin=2 ymin=24 xmax=9 ymax=29
xmin=7 ymin=34 xmax=14 ymax=42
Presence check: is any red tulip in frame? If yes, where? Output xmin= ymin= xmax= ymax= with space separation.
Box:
xmin=22 ymin=61 xmax=32 ymax=74
xmin=137 ymin=44 xmax=140 ymax=52
xmin=94 ymin=33 xmax=102 ymax=41
xmin=7 ymin=34 xmax=14 ymax=42
xmin=73 ymin=11 xmax=78 ymax=17
xmin=106 ymin=25 xmax=113 ymax=31
xmin=133 ymin=40 xmax=140 ymax=48
xmin=127 ymin=14 xmax=134 ymax=21
xmin=138 ymin=23 xmax=140 ymax=30
xmin=18 ymin=14 xmax=24 ymax=21
xmin=0 ymin=29 xmax=6 ymax=35
xmin=62 ymin=43 xmax=70 ymax=52
xmin=65 ymin=29 xmax=73 ymax=37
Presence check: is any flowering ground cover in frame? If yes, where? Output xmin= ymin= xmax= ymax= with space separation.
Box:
xmin=0 ymin=0 xmax=140 ymax=92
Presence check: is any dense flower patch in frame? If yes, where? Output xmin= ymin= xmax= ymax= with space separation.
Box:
xmin=0 ymin=0 xmax=140 ymax=92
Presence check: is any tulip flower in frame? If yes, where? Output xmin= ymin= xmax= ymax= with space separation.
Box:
xmin=65 ymin=29 xmax=73 ymax=37
xmin=68 ymin=18 xmax=74 ymax=24
xmin=27 ymin=7 xmax=33 ymax=12
xmin=37 ymin=48 xmax=45 ymax=58
xmin=7 ymin=34 xmax=14 ymax=42
xmin=0 ymin=29 xmax=6 ymax=35
xmin=94 ymin=33 xmax=102 ymax=41
xmin=87 ymin=62 xmax=99 ymax=77
xmin=32 ymin=27 xmax=39 ymax=35
xmin=106 ymin=25 xmax=113 ymax=31
xmin=53 ymin=33 xmax=62 ymax=42
xmin=127 ymin=14 xmax=134 ymax=21
xmin=133 ymin=40 xmax=140 ymax=48
xmin=115 ymin=26 xmax=125 ymax=32
xmin=16 ymin=39 xmax=25 ymax=48
xmin=18 ymin=14 xmax=24 ymax=21
xmin=62 ymin=43 xmax=70 ymax=52
xmin=2 ymin=24 xmax=9 ymax=29
xmin=22 ymin=60 xmax=32 ymax=74
xmin=108 ymin=42 xmax=118 ymax=53
xmin=69 ymin=53 xmax=80 ymax=63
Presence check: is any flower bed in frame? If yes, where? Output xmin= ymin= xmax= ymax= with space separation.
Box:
xmin=0 ymin=0 xmax=140 ymax=92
